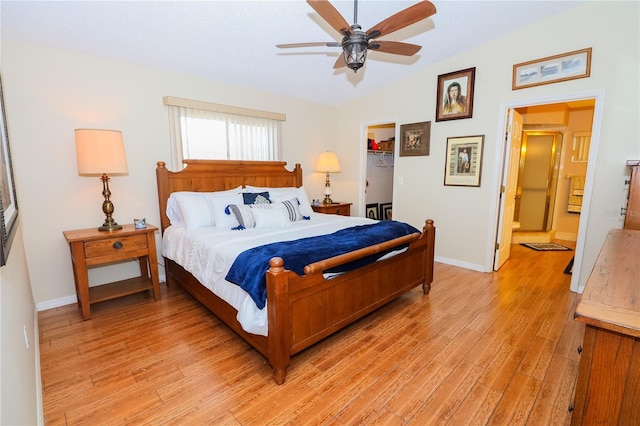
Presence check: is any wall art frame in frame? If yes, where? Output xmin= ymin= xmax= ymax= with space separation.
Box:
xmin=399 ymin=121 xmax=430 ymax=157
xmin=444 ymin=135 xmax=485 ymax=187
xmin=0 ymin=73 xmax=19 ymax=266
xmin=436 ymin=67 xmax=475 ymax=122
xmin=366 ymin=203 xmax=379 ymax=220
xmin=379 ymin=202 xmax=393 ymax=220
xmin=512 ymin=48 xmax=592 ymax=90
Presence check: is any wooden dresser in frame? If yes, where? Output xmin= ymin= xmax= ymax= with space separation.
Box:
xmin=571 ymin=228 xmax=640 ymax=424
xmin=624 ymin=160 xmax=640 ymax=229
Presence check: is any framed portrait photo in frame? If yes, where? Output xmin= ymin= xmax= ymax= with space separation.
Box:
xmin=436 ymin=67 xmax=476 ymax=122
xmin=444 ymin=135 xmax=485 ymax=187
xmin=379 ymin=203 xmax=392 ymax=220
xmin=366 ymin=203 xmax=379 ymax=220
xmin=399 ymin=121 xmax=430 ymax=157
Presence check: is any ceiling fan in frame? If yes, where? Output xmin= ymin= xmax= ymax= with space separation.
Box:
xmin=276 ymin=0 xmax=437 ymax=73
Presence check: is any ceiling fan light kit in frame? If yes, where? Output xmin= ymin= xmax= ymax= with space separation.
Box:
xmin=342 ymin=26 xmax=368 ymax=72
xmin=277 ymin=0 xmax=436 ymax=73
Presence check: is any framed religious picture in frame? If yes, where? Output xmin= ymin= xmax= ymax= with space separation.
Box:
xmin=444 ymin=135 xmax=485 ymax=187
xmin=399 ymin=121 xmax=430 ymax=157
xmin=0 ymin=73 xmax=19 ymax=266
xmin=436 ymin=67 xmax=476 ymax=122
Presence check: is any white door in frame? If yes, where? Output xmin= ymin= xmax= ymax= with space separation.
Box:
xmin=494 ymin=109 xmax=524 ymax=270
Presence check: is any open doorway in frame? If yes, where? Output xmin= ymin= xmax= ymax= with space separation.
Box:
xmin=363 ymin=122 xmax=395 ymax=219
xmin=492 ymin=94 xmax=601 ymax=293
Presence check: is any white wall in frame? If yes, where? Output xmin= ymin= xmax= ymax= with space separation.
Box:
xmin=2 ymin=41 xmax=337 ymax=306
xmin=333 ymin=1 xmax=639 ymax=286
xmin=0 ymin=220 xmax=40 ymax=425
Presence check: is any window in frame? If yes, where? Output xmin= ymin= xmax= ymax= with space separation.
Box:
xmin=164 ymin=96 xmax=285 ymax=169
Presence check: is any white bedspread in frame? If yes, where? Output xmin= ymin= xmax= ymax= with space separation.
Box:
xmin=162 ymin=213 xmax=376 ymax=336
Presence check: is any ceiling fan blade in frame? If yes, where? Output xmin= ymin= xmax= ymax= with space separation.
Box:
xmin=369 ymin=40 xmax=422 ymax=56
xmin=307 ymin=0 xmax=352 ymax=36
xmin=277 ymin=42 xmax=341 ymax=48
xmin=366 ymin=0 xmax=436 ymax=39
xmin=333 ymin=55 xmax=347 ymax=69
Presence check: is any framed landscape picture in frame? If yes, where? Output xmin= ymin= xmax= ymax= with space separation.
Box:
xmin=444 ymin=135 xmax=485 ymax=187
xmin=512 ymin=48 xmax=592 ymax=90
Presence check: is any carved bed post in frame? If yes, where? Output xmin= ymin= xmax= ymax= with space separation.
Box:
xmin=422 ymin=219 xmax=436 ymax=294
xmin=266 ymin=257 xmax=291 ymax=384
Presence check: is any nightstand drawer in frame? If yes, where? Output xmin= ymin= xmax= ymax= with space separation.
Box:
xmin=84 ymin=234 xmax=148 ymax=259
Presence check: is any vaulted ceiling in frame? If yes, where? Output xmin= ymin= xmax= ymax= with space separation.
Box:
xmin=1 ymin=1 xmax=583 ymax=106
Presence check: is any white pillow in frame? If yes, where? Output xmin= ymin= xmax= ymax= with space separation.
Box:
xmin=211 ymin=193 xmax=244 ymax=230
xmin=228 ymin=204 xmax=255 ymax=229
xmin=252 ymin=205 xmax=293 ymax=229
xmin=166 ymin=195 xmax=184 ymax=226
xmin=244 ymin=185 xmax=313 ymax=218
xmin=170 ymin=187 xmax=242 ymax=229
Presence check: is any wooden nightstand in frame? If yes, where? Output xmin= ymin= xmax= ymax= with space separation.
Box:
xmin=63 ymin=224 xmax=161 ymax=320
xmin=311 ymin=202 xmax=352 ymax=216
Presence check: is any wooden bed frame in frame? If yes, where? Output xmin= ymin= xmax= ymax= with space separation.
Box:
xmin=156 ymin=159 xmax=436 ymax=384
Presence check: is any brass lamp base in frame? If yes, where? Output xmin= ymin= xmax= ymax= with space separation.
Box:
xmin=99 ymin=222 xmax=122 ymax=232
xmin=98 ymin=173 xmax=122 ymax=232
xmin=323 ymin=195 xmax=334 ymax=205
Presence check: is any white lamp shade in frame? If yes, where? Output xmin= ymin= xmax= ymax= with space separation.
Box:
xmin=75 ymin=129 xmax=128 ymax=175
xmin=316 ymin=151 xmax=341 ymax=173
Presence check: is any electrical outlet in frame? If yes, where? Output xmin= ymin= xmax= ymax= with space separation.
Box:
xmin=23 ymin=325 xmax=29 ymax=349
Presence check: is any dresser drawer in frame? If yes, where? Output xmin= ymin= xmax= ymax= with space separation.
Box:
xmin=84 ymin=234 xmax=148 ymax=259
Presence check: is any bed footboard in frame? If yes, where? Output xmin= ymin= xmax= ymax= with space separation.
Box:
xmin=265 ymin=219 xmax=435 ymax=384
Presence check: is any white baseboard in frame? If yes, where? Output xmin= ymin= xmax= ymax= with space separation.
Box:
xmin=435 ymin=256 xmax=487 ymax=272
xmin=36 ymin=272 xmax=167 ymax=312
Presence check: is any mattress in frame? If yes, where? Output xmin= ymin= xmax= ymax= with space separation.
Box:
xmin=162 ymin=213 xmax=377 ymax=336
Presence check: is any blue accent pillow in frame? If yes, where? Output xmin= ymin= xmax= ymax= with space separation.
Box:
xmin=243 ymin=192 xmax=271 ymax=205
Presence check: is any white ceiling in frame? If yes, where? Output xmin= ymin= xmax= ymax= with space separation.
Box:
xmin=1 ymin=0 xmax=583 ymax=106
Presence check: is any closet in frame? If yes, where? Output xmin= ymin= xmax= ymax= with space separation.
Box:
xmin=366 ymin=123 xmax=395 ymax=220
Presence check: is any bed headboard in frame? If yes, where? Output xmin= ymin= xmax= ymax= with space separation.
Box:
xmin=156 ymin=159 xmax=303 ymax=232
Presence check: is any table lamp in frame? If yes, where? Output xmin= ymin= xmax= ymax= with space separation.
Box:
xmin=316 ymin=151 xmax=341 ymax=204
xmin=75 ymin=129 xmax=128 ymax=231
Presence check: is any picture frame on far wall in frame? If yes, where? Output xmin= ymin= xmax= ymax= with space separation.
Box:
xmin=436 ymin=67 xmax=475 ymax=122
xmin=366 ymin=203 xmax=379 ymax=220
xmin=444 ymin=135 xmax=485 ymax=187
xmin=512 ymin=48 xmax=591 ymax=90
xmin=399 ymin=121 xmax=430 ymax=157
xmin=0 ymin=73 xmax=19 ymax=266
xmin=379 ymin=203 xmax=392 ymax=220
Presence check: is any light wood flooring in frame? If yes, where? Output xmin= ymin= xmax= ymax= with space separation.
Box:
xmin=39 ymin=242 xmax=583 ymax=425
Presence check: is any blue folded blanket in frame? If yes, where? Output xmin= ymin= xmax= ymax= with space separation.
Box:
xmin=225 ymin=221 xmax=420 ymax=309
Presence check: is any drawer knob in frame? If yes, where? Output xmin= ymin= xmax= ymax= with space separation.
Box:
xmin=577 ymin=345 xmax=582 ymax=354
xmin=113 ymin=241 xmax=124 ymax=250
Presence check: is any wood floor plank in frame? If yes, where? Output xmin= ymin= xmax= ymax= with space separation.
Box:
xmin=39 ymin=243 xmax=585 ymax=425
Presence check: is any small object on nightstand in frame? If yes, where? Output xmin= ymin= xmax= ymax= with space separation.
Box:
xmin=63 ymin=224 xmax=161 ymax=320
xmin=311 ymin=201 xmax=351 ymax=216
xmin=134 ymin=218 xmax=146 ymax=229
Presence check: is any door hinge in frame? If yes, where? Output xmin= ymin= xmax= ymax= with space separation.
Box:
xmin=501 ymin=185 xmax=506 ymax=194
xmin=495 ymin=242 xmax=500 ymax=250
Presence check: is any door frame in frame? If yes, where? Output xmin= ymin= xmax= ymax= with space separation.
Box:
xmin=359 ymin=118 xmax=398 ymax=217
xmin=487 ymin=89 xmax=605 ymax=293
